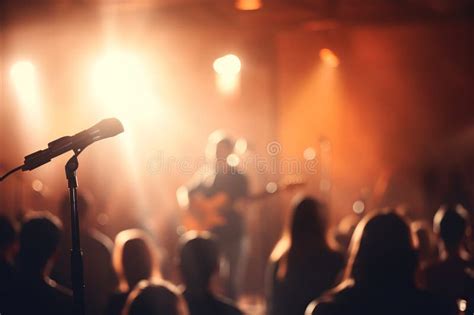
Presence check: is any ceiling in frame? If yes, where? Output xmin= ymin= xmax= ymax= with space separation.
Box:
xmin=2 ymin=0 xmax=474 ymax=31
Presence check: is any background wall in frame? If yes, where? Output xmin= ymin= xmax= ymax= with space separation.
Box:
xmin=276 ymin=20 xmax=474 ymax=223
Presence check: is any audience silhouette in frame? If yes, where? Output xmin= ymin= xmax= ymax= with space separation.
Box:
xmin=1 ymin=188 xmax=473 ymax=315
xmin=51 ymin=193 xmax=116 ymax=315
xmin=421 ymin=204 xmax=474 ymax=311
xmin=106 ymin=228 xmax=162 ymax=315
xmin=123 ymin=280 xmax=188 ymax=315
xmin=0 ymin=215 xmax=18 ymax=313
xmin=306 ymin=210 xmax=456 ymax=315
xmin=179 ymin=231 xmax=243 ymax=315
xmin=266 ymin=197 xmax=344 ymax=315
xmin=9 ymin=212 xmax=73 ymax=315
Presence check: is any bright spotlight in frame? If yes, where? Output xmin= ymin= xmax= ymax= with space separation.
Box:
xmin=10 ymin=61 xmax=40 ymax=109
xmin=319 ymin=48 xmax=339 ymax=68
xmin=213 ymin=54 xmax=241 ymax=76
xmin=90 ymin=51 xmax=154 ymax=116
xmin=213 ymin=54 xmax=241 ymax=94
xmin=235 ymin=0 xmax=262 ymax=10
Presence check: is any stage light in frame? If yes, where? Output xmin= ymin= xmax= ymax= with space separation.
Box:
xmin=90 ymin=51 xmax=154 ymax=116
xmin=213 ymin=54 xmax=241 ymax=94
xmin=319 ymin=48 xmax=339 ymax=68
xmin=235 ymin=0 xmax=262 ymax=10
xmin=213 ymin=54 xmax=241 ymax=76
xmin=10 ymin=61 xmax=40 ymax=109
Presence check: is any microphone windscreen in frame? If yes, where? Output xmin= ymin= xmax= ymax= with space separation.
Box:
xmin=96 ymin=118 xmax=124 ymax=139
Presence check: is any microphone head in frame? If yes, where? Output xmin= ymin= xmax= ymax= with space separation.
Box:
xmin=97 ymin=118 xmax=123 ymax=138
xmin=94 ymin=118 xmax=124 ymax=139
xmin=23 ymin=118 xmax=124 ymax=172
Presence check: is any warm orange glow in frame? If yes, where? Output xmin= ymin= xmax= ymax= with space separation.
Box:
xmin=320 ymin=179 xmax=331 ymax=192
xmin=213 ymin=54 xmax=241 ymax=94
xmin=10 ymin=61 xmax=40 ymax=109
xmin=235 ymin=0 xmax=262 ymax=10
xmin=319 ymin=48 xmax=340 ymax=68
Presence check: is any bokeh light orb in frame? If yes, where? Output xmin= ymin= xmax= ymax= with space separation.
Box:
xmin=352 ymin=200 xmax=365 ymax=214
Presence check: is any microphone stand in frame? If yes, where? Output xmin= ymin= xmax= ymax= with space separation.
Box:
xmin=66 ymin=148 xmax=86 ymax=315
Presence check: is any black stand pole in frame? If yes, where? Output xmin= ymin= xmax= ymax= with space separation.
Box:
xmin=65 ymin=154 xmax=85 ymax=315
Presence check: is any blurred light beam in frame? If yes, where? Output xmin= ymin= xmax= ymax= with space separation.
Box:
xmin=10 ymin=61 xmax=40 ymax=110
xmin=90 ymin=51 xmax=154 ymax=117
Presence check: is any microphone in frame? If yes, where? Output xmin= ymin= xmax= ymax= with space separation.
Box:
xmin=22 ymin=118 xmax=124 ymax=171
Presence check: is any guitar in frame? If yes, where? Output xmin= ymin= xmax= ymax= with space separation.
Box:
xmin=180 ymin=179 xmax=306 ymax=232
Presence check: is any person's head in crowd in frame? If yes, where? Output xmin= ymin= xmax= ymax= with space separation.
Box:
xmin=18 ymin=212 xmax=62 ymax=276
xmin=206 ymin=130 xmax=234 ymax=170
xmin=433 ymin=204 xmax=470 ymax=256
xmin=113 ymin=229 xmax=161 ymax=293
xmin=59 ymin=191 xmax=96 ymax=232
xmin=343 ymin=209 xmax=418 ymax=288
xmin=290 ymin=197 xmax=328 ymax=252
xmin=124 ymin=280 xmax=188 ymax=315
xmin=179 ymin=231 xmax=219 ymax=292
xmin=0 ymin=215 xmax=18 ymax=264
xmin=270 ymin=196 xmax=331 ymax=279
xmin=411 ymin=220 xmax=436 ymax=265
